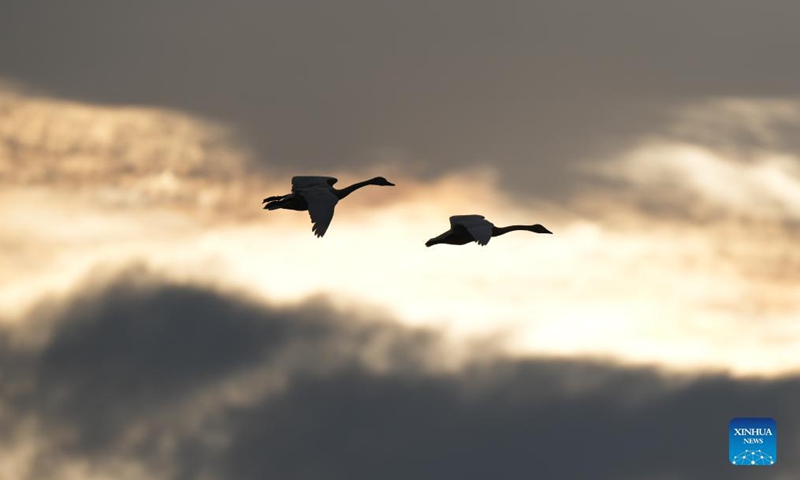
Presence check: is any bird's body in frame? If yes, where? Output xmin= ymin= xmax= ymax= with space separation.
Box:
xmin=425 ymin=215 xmax=552 ymax=247
xmin=262 ymin=175 xmax=395 ymax=237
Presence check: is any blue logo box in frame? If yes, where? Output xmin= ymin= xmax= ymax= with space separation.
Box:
xmin=729 ymin=417 xmax=776 ymax=466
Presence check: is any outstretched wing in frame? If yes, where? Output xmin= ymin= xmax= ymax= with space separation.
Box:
xmin=450 ymin=215 xmax=494 ymax=245
xmin=449 ymin=215 xmax=485 ymax=227
xmin=291 ymin=176 xmax=338 ymax=192
xmin=298 ymin=187 xmax=339 ymax=237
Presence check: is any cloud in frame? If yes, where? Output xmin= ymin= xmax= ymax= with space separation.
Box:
xmin=3 ymin=7 xmax=800 ymax=477
xmin=7 ymin=1 xmax=800 ymax=199
xmin=0 ymin=84 xmax=258 ymax=211
xmin=662 ymin=98 xmax=800 ymax=158
xmin=588 ymin=142 xmax=800 ymax=222
xmin=2 ymin=85 xmax=800 ymax=376
xmin=1 ymin=270 xmax=799 ymax=480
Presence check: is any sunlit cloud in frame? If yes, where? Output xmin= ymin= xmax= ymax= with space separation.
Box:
xmin=592 ymin=142 xmax=800 ymax=221
xmin=2 ymin=84 xmax=800 ymax=377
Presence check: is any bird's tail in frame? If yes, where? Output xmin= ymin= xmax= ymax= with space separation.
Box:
xmin=262 ymin=195 xmax=284 ymax=203
xmin=263 ymin=201 xmax=283 ymax=210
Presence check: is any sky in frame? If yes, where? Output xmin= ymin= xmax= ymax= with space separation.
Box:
xmin=1 ymin=1 xmax=800 ymax=479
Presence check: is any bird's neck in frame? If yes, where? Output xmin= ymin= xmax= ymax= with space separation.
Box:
xmin=334 ymin=178 xmax=377 ymax=199
xmin=492 ymin=225 xmax=533 ymax=236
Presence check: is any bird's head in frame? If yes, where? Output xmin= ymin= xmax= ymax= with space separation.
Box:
xmin=370 ymin=176 xmax=395 ymax=186
xmin=530 ymin=224 xmax=553 ymax=234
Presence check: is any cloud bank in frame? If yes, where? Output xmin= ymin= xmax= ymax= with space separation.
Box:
xmin=4 ymin=1 xmax=800 ymax=200
xmin=3 ymin=4 xmax=800 ymax=477
xmin=2 ymin=85 xmax=800 ymax=376
xmin=1 ymin=270 xmax=799 ymax=480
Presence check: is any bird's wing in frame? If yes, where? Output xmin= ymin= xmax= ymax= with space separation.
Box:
xmin=449 ymin=215 xmax=486 ymax=227
xmin=450 ymin=215 xmax=493 ymax=245
xmin=291 ymin=176 xmax=338 ymax=192
xmin=298 ymin=186 xmax=339 ymax=237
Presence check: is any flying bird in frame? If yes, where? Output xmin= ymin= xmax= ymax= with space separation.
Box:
xmin=262 ymin=176 xmax=395 ymax=237
xmin=425 ymin=215 xmax=552 ymax=247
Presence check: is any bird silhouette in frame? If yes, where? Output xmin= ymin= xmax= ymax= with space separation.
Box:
xmin=425 ymin=215 xmax=552 ymax=247
xmin=262 ymin=176 xmax=395 ymax=237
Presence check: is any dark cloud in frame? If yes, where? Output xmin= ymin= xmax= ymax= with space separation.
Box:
xmin=4 ymin=1 xmax=800 ymax=199
xmin=1 ymin=270 xmax=798 ymax=479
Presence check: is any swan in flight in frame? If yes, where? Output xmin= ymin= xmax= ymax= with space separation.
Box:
xmin=425 ymin=215 xmax=552 ymax=247
xmin=262 ymin=176 xmax=395 ymax=237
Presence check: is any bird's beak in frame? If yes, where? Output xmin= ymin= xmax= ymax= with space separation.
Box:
xmin=387 ymin=182 xmax=396 ymax=186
